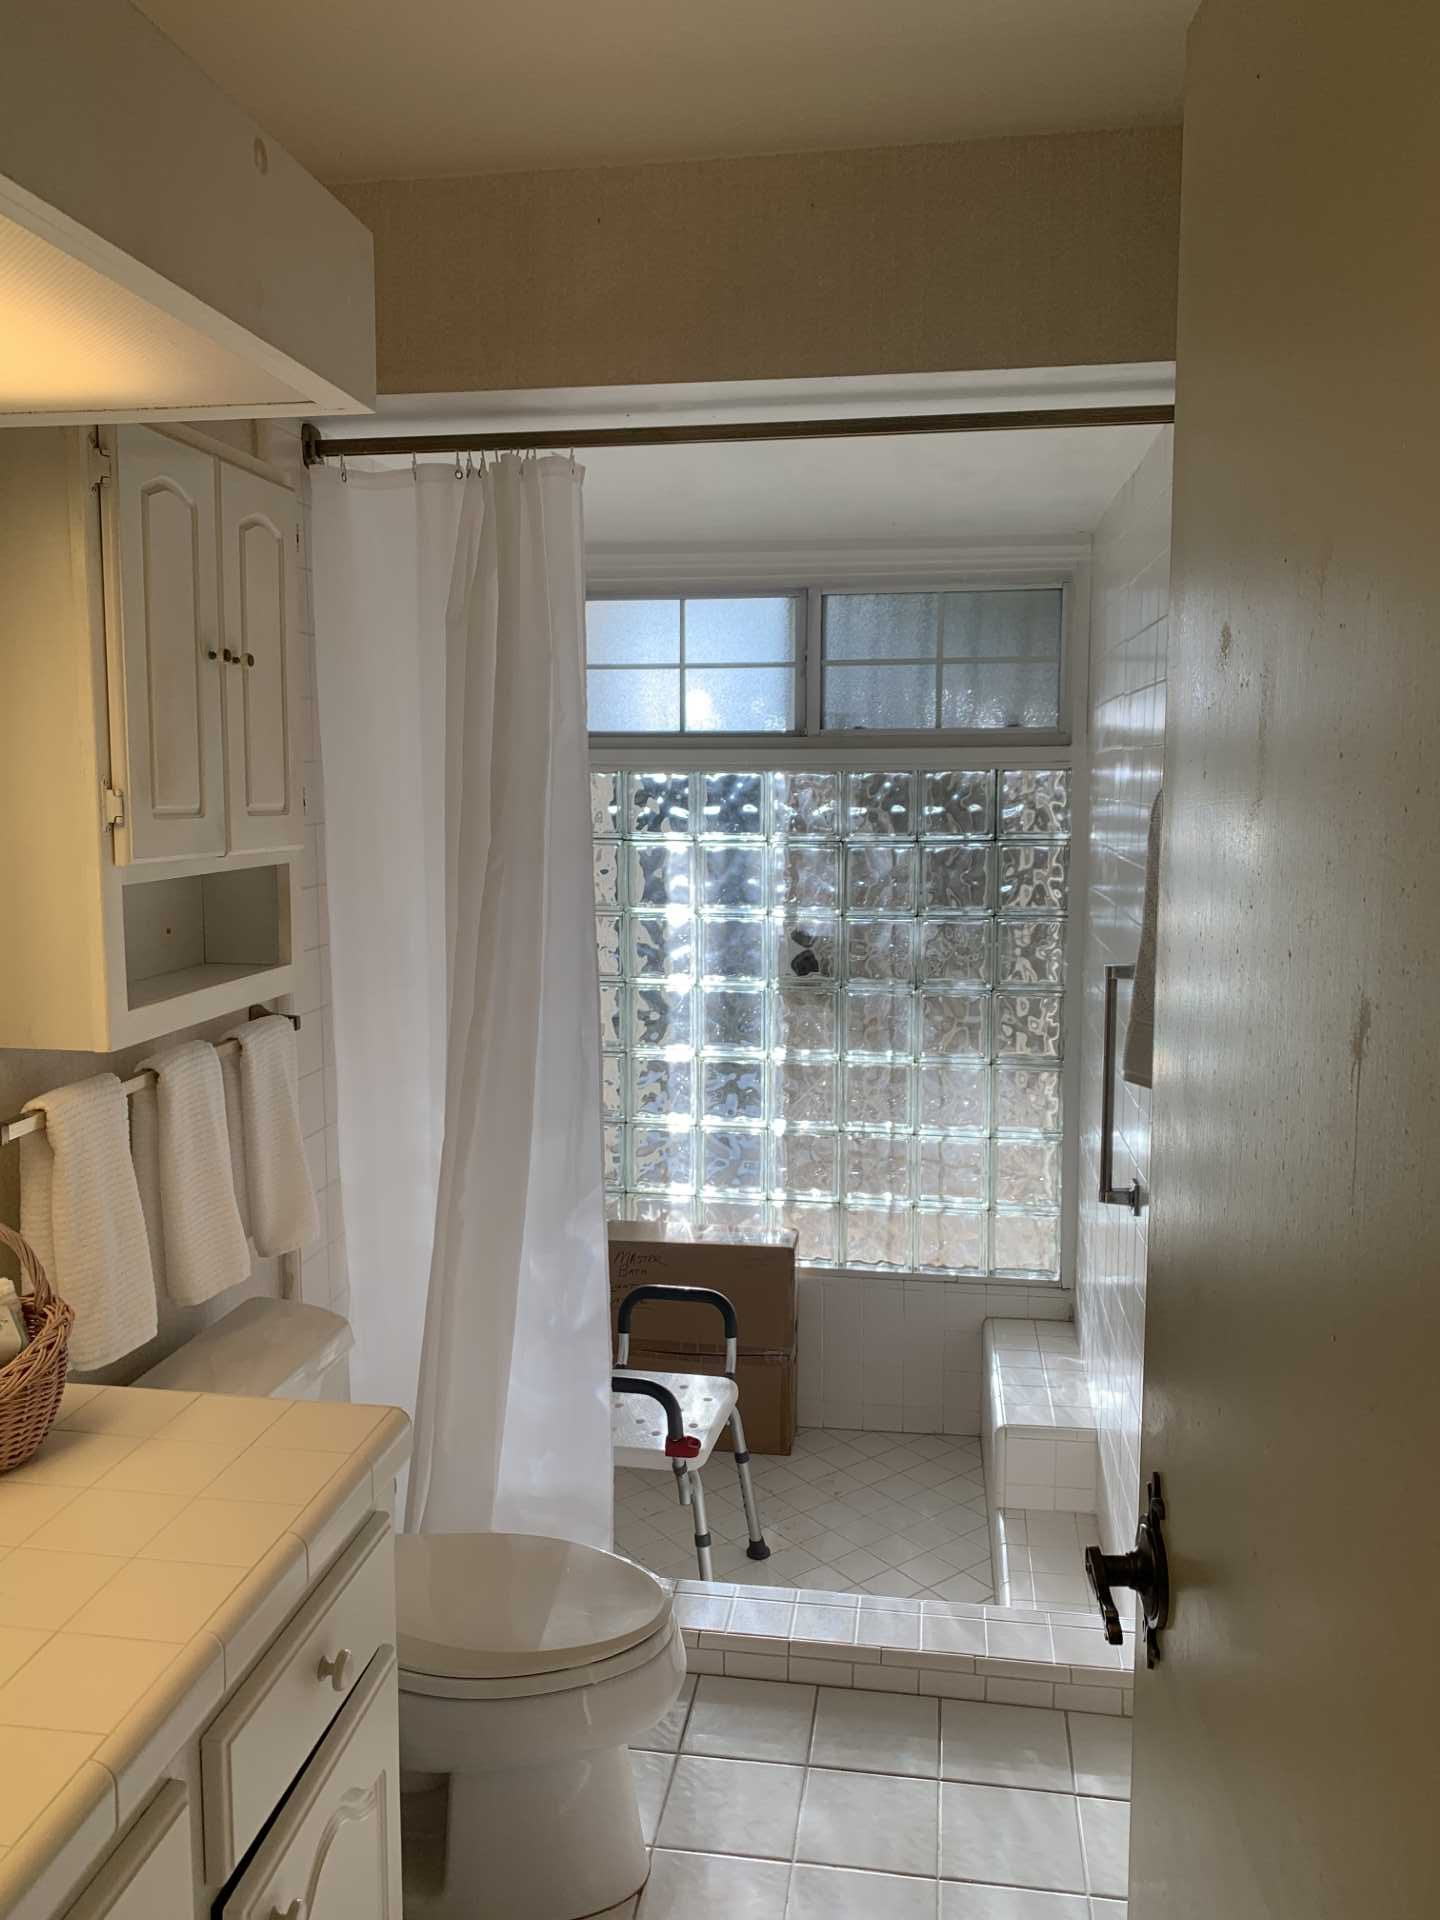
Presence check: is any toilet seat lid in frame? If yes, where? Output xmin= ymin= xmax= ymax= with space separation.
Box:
xmin=396 ymin=1532 xmax=672 ymax=1681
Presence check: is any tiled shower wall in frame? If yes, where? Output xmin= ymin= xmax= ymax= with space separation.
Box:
xmin=1075 ymin=426 xmax=1172 ymax=1552
xmin=796 ymin=1274 xmax=1074 ymax=1435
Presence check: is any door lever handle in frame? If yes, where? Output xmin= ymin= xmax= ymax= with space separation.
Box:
xmin=1085 ymin=1473 xmax=1170 ymax=1668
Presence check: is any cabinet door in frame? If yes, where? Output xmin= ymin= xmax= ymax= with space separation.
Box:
xmin=220 ymin=463 xmax=304 ymax=852
xmin=62 ymin=1780 xmax=192 ymax=1920
xmin=218 ymin=1647 xmax=402 ymax=1920
xmin=111 ymin=429 xmax=226 ymax=862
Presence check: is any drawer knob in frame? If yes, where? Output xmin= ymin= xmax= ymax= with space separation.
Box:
xmin=316 ymin=1646 xmax=352 ymax=1692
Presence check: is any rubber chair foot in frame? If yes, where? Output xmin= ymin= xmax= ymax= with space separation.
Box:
xmin=746 ymin=1541 xmax=772 ymax=1561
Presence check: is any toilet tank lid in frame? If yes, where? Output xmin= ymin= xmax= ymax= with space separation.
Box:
xmin=396 ymin=1533 xmax=671 ymax=1681
xmin=135 ymin=1298 xmax=353 ymax=1397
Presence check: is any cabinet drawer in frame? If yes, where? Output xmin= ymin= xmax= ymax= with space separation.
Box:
xmin=202 ymin=1512 xmax=394 ymax=1879
xmin=62 ymin=1780 xmax=191 ymax=1920
xmin=218 ymin=1646 xmax=401 ymax=1920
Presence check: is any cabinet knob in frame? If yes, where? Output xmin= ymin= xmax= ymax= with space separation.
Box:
xmin=316 ymin=1646 xmax=352 ymax=1693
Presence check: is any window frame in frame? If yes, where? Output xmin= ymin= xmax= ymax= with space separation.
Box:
xmin=587 ymin=559 xmax=1089 ymax=1294
xmin=586 ymin=568 xmax=1083 ymax=757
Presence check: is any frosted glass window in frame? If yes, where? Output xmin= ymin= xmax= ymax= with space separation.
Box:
xmin=822 ymin=588 xmax=1064 ymax=735
xmin=587 ymin=595 xmax=797 ymax=733
xmin=595 ymin=766 xmax=1070 ymax=1280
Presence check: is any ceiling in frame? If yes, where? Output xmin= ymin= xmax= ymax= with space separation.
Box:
xmin=580 ymin=425 xmax=1162 ymax=563
xmin=133 ymin=0 xmax=1189 ymax=182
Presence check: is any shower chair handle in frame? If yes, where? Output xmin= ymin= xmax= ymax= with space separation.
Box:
xmin=610 ymin=1374 xmax=701 ymax=1458
xmin=616 ymin=1284 xmax=740 ymax=1378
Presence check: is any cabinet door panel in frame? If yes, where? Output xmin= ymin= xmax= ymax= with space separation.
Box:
xmin=112 ymin=430 xmax=225 ymax=862
xmin=219 ymin=1647 xmax=402 ymax=1920
xmin=62 ymin=1779 xmax=191 ymax=1920
xmin=221 ymin=464 xmax=303 ymax=851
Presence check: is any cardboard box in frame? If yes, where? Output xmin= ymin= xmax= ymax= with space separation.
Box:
xmin=607 ymin=1221 xmax=797 ymax=1353
xmin=624 ymin=1342 xmax=797 ymax=1458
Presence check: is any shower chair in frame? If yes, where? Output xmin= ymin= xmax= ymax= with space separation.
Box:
xmin=611 ymin=1284 xmax=770 ymax=1581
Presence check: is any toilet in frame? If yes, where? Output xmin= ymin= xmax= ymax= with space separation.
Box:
xmin=398 ymin=1531 xmax=683 ymax=1919
xmin=137 ymin=1298 xmax=683 ymax=1920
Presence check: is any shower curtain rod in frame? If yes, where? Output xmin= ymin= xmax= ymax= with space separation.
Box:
xmin=299 ymin=404 xmax=1174 ymax=466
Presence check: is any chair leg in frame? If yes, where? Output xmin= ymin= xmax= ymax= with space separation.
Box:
xmin=687 ymin=1469 xmax=714 ymax=1581
xmin=729 ymin=1409 xmax=771 ymax=1561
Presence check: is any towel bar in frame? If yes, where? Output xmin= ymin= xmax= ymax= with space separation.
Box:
xmin=0 ymin=1010 xmax=300 ymax=1148
xmin=1100 ymin=964 xmax=1142 ymax=1215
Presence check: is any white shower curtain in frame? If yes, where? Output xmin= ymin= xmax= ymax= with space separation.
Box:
xmin=311 ymin=457 xmax=612 ymax=1548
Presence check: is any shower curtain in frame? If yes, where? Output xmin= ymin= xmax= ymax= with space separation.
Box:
xmin=311 ymin=457 xmax=612 ymax=1547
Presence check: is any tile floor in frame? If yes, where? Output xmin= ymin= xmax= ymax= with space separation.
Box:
xmin=616 ymin=1427 xmax=1101 ymax=1613
xmin=603 ymin=1675 xmax=1131 ymax=1918
xmin=616 ymin=1429 xmax=999 ymax=1604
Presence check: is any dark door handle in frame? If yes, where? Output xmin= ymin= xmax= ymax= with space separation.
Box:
xmin=1085 ymin=1474 xmax=1170 ymax=1668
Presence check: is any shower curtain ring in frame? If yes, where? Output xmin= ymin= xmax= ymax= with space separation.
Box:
xmin=465 ymin=451 xmax=473 ymax=476
xmin=339 ymin=453 xmax=348 ymax=484
xmin=411 ymin=452 xmax=418 ymax=482
xmin=454 ymin=450 xmax=464 ymax=479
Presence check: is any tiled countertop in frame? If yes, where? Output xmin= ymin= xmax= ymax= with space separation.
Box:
xmin=0 ymin=1383 xmax=410 ymax=1916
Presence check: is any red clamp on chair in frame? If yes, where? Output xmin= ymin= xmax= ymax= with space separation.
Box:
xmin=611 ymin=1284 xmax=771 ymax=1583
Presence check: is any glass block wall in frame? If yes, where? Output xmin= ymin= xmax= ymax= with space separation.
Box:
xmin=592 ymin=768 xmax=1071 ymax=1279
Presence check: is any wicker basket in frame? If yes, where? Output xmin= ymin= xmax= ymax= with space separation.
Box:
xmin=0 ymin=1223 xmax=74 ymax=1474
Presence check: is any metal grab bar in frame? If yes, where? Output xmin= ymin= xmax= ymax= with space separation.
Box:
xmin=1100 ymin=964 xmax=1142 ymax=1215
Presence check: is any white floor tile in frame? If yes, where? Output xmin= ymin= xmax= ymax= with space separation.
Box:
xmin=631 ymin=1750 xmax=676 ymax=1845
xmin=938 ymin=1782 xmax=1085 ymax=1892
xmin=1089 ymin=1902 xmax=1127 ymax=1918
xmin=1078 ymin=1797 xmax=1130 ymax=1898
xmin=683 ymin=1677 xmax=817 ymax=1763
xmin=617 ymin=1429 xmax=996 ymax=1607
xmin=634 ymin=1675 xmax=696 ymax=1754
xmin=1066 ymin=1716 xmax=1132 ymax=1801
xmin=940 ymin=1702 xmax=1073 ymax=1793
xmin=797 ymin=1768 xmax=939 ymax=1877
xmin=638 ymin=1850 xmax=791 ymax=1918
xmin=810 ymin=1687 xmax=940 ymax=1778
xmin=657 ymin=1756 xmax=804 ymax=1860
xmin=787 ymin=1862 xmax=939 ymax=1918
xmin=941 ymin=1888 xmax=1090 ymax=1919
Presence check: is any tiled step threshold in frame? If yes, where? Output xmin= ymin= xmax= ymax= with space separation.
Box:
xmin=667 ymin=1578 xmax=1135 ymax=1718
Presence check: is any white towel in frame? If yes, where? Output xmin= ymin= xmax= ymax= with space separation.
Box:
xmin=223 ymin=1016 xmax=320 ymax=1256
xmin=1122 ymin=786 xmax=1164 ymax=1090
xmin=18 ymin=1073 xmax=156 ymax=1369
xmin=136 ymin=1041 xmax=251 ymax=1305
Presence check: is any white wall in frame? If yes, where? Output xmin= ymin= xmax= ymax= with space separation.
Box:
xmin=260 ymin=423 xmax=349 ymax=1325
xmin=1074 ymin=425 xmax=1172 ymax=1550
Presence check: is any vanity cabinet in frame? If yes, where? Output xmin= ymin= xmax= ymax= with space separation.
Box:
xmin=217 ymin=1649 xmax=402 ymax=1920
xmin=57 ymin=1784 xmax=192 ymax=1920
xmin=0 ymin=424 xmax=304 ymax=1049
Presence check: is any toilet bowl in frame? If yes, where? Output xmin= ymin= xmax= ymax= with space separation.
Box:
xmin=396 ymin=1530 xmax=684 ymax=1920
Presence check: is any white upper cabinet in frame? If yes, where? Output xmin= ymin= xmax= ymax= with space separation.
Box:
xmin=111 ymin=430 xmax=227 ymax=862
xmin=219 ymin=463 xmax=304 ymax=853
xmin=109 ymin=428 xmax=304 ymax=863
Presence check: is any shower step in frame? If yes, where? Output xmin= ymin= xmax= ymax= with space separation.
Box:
xmin=981 ymin=1317 xmax=1099 ymax=1513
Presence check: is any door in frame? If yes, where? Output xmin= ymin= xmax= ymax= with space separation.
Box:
xmin=220 ymin=461 xmax=304 ymax=851
xmin=1129 ymin=3 xmax=1440 ymax=1916
xmin=219 ymin=1646 xmax=402 ymax=1920
xmin=110 ymin=428 xmax=225 ymax=861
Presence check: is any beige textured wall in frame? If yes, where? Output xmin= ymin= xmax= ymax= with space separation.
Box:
xmin=338 ymin=126 xmax=1181 ymax=395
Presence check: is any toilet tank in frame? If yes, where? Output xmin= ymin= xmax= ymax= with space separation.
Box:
xmin=135 ymin=1298 xmax=354 ymax=1401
